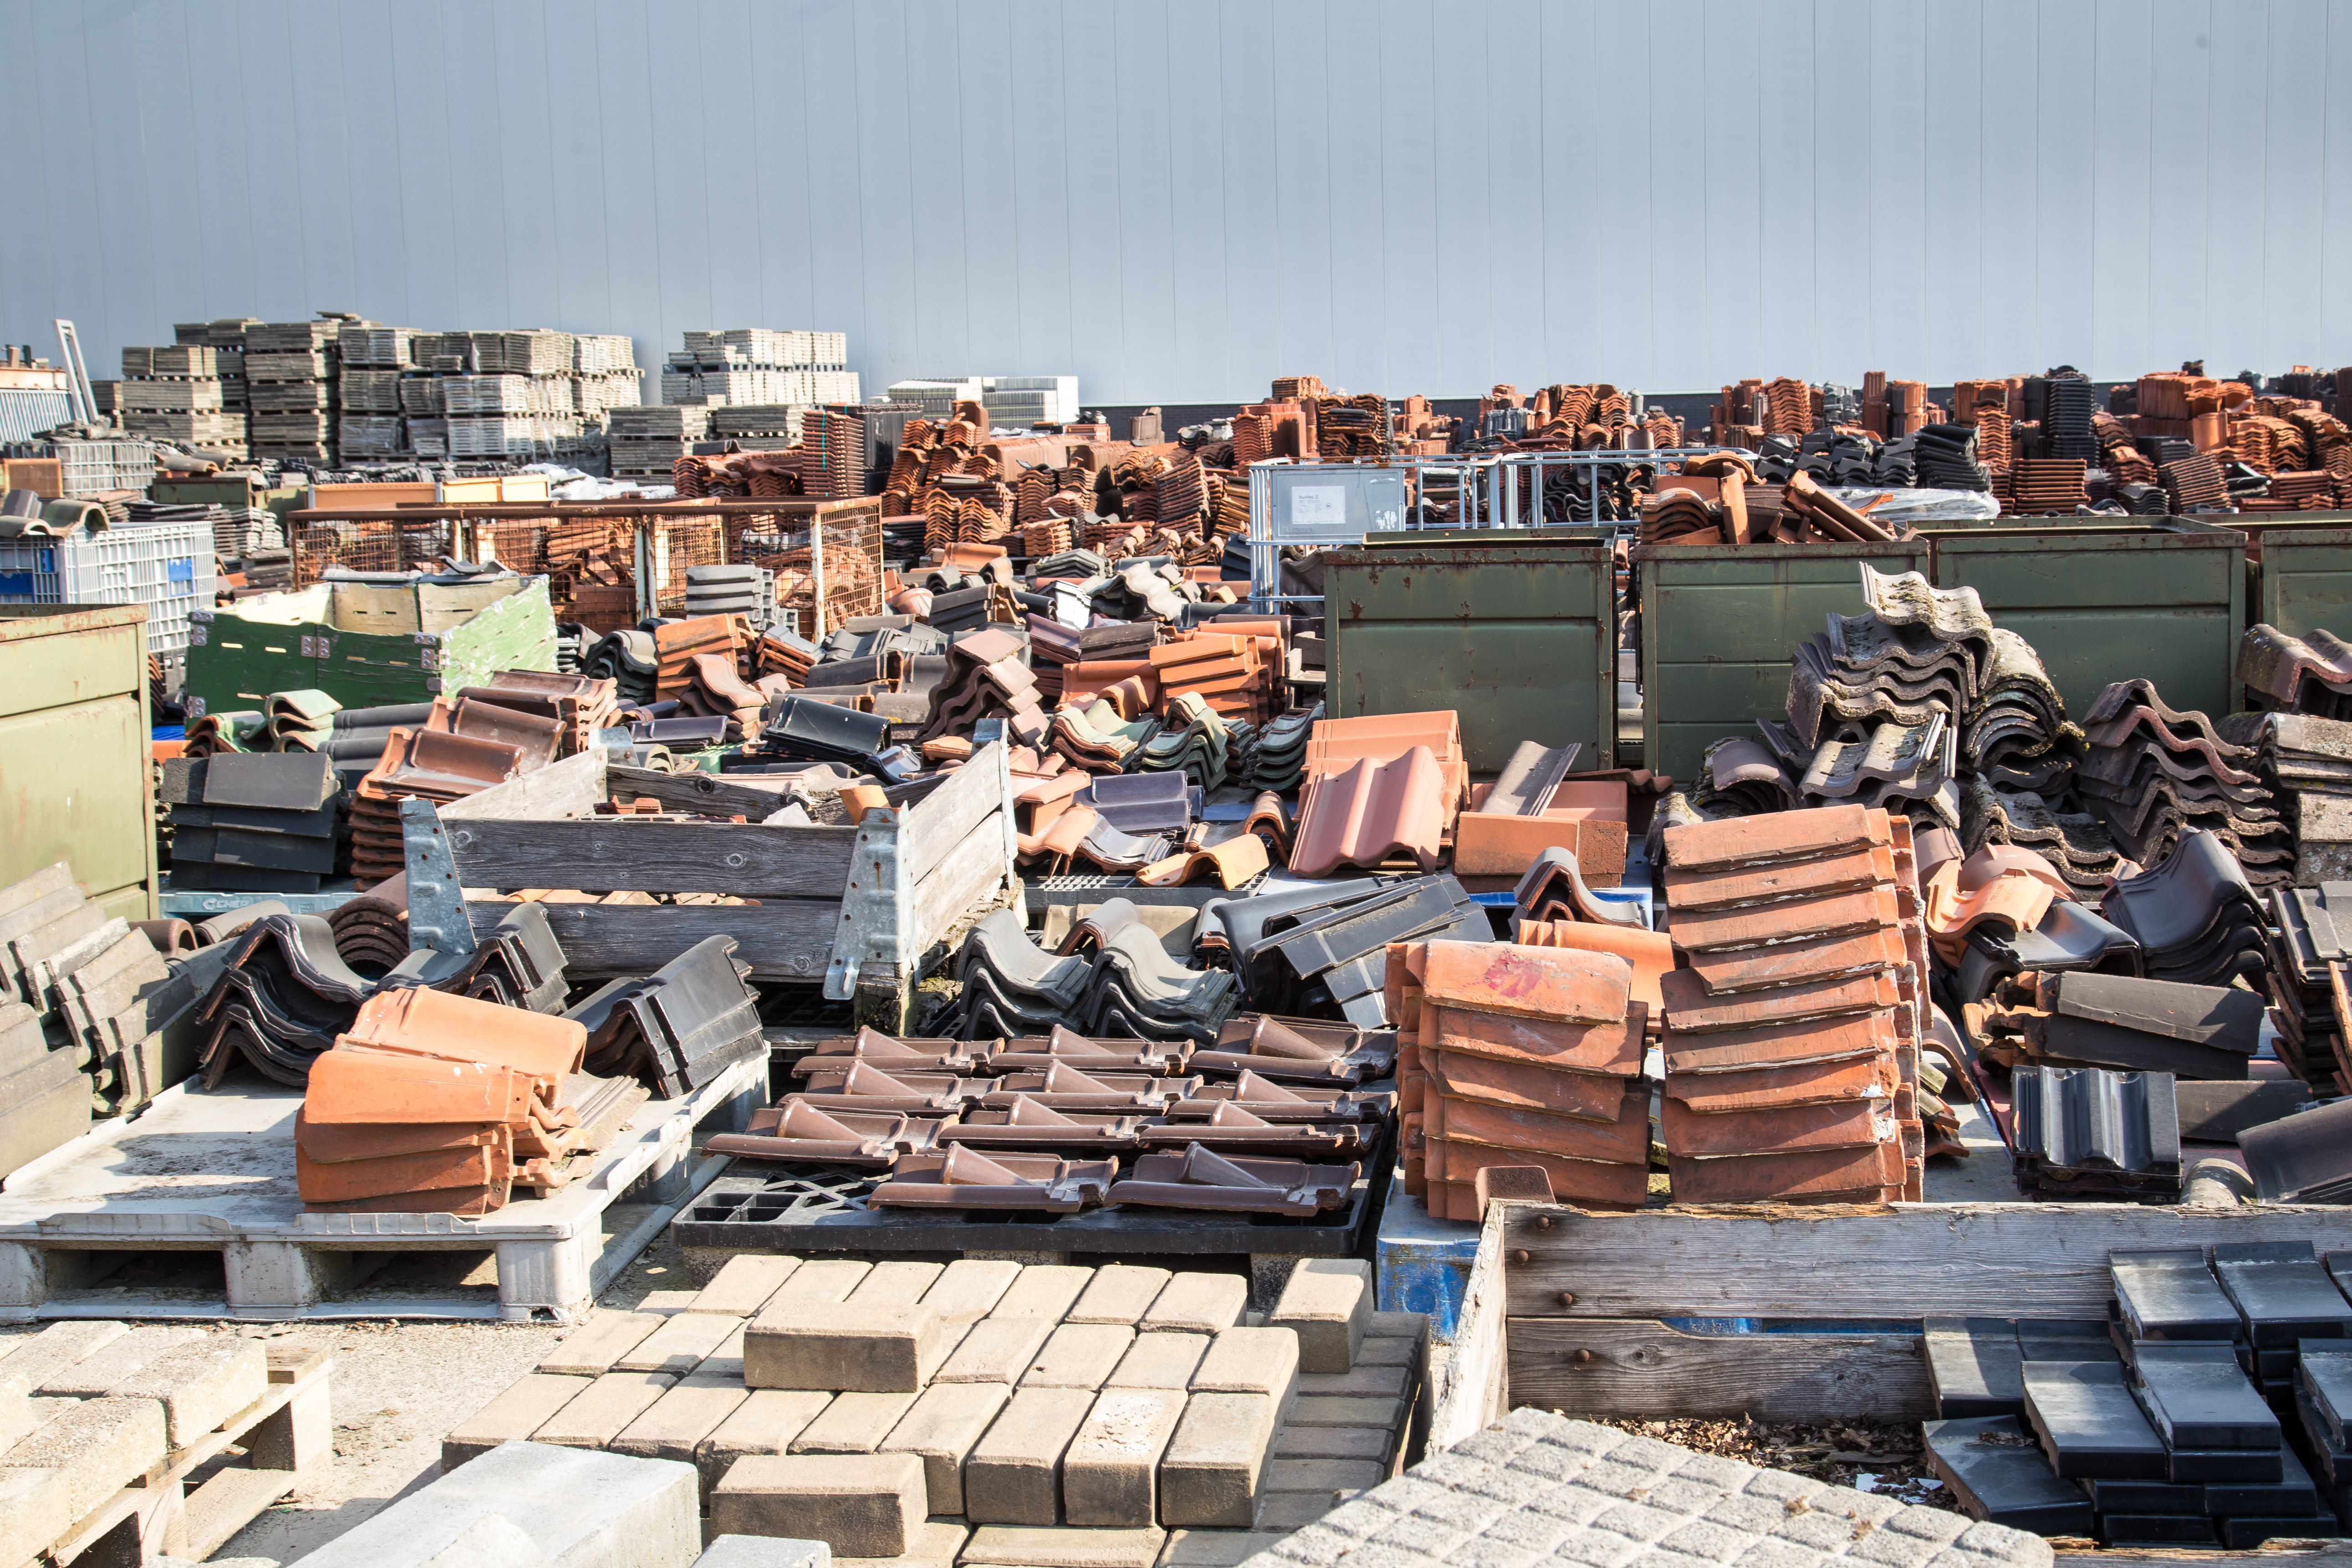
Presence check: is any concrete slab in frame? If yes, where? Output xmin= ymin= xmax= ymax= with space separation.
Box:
xmin=918 ymin=1260 xmax=1023 ymax=1324
xmin=877 ymin=1380 xmax=1008 ymax=1514
xmin=1066 ymin=1266 xmax=1172 ymax=1327
xmin=697 ymin=1389 xmax=833 ymax=1495
xmin=935 ymin=1317 xmax=1054 ymax=1386
xmin=988 ymin=1265 xmax=1094 ymax=1322
xmin=1020 ymin=1323 xmax=1134 ymax=1390
xmin=689 ymin=1257 xmax=802 ymax=1317
xmin=1104 ymin=1332 xmax=1208 ymax=1392
xmin=789 ymin=1391 xmax=921 ymax=1455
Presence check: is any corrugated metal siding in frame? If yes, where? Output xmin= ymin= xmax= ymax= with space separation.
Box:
xmin=1 ymin=0 xmax=2347 ymax=405
xmin=0 ymin=390 xmax=77 ymax=445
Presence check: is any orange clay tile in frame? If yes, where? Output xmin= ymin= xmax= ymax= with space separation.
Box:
xmin=1683 ymin=925 xmax=1909 ymax=995
xmin=1659 ymin=1094 xmax=1896 ymax=1158
xmin=1430 ymin=1078 xmax=1653 ymax=1154
xmin=1425 ymin=1052 xmax=1628 ymax=1124
xmin=1665 ymin=1138 xmax=1903 ymax=1204
xmin=341 ymin=987 xmax=586 ymax=1081
xmin=1661 ymin=804 xmax=1889 ymax=871
xmin=1288 ymin=746 xmax=1448 ymax=876
xmin=1512 ymin=922 xmax=1673 ymax=1009
xmin=1659 ymin=966 xmax=1906 ymax=1031
xmin=1662 ymin=843 xmax=1897 ymax=910
xmin=1426 ymin=1002 xmax=1647 ymax=1078
xmin=1416 ymin=940 xmax=1633 ymax=1025
xmin=1661 ymin=1010 xmax=1902 ymax=1075
xmin=1663 ymin=1050 xmax=1899 ymax=1115
xmin=304 ymin=1050 xmax=534 ymax=1126
xmin=1667 ymin=885 xmax=1901 ymax=954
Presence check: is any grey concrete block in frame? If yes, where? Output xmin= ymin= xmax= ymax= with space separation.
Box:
xmin=989 ymin=1264 xmax=1095 ymax=1322
xmin=416 ymin=1514 xmax=554 ymax=1568
xmin=1267 ymin=1261 xmax=1370 ymax=1375
xmin=1157 ymin=1530 xmax=1293 ymax=1568
xmin=1106 ymin=1332 xmax=1209 ymax=1392
xmin=692 ymin=1256 xmax=804 ymax=1316
xmin=918 ymin=1259 xmax=1024 ymax=1324
xmin=789 ymin=1391 xmax=920 ymax=1455
xmin=961 ymin=1525 xmax=1166 ymax=1568
xmin=36 ymin=1324 xmax=201 ymax=1397
xmin=694 ymin=1537 xmax=830 ymax=1568
xmin=0 ymin=1394 xmax=166 ymax=1521
xmin=444 ymin=1373 xmax=592 ymax=1470
xmin=711 ymin=1452 xmax=926 ymax=1559
xmin=964 ymin=1385 xmax=1097 ymax=1525
xmin=0 ymin=1466 xmax=72 ymax=1559
xmin=1139 ymin=1275 xmax=1248 ymax=1336
xmin=1160 ymin=1392 xmax=1280 ymax=1528
xmin=283 ymin=1439 xmax=700 ymax=1568
xmin=1067 ymin=1266 xmax=1173 ymax=1326
xmin=936 ymin=1316 xmax=1056 ymax=1385
xmin=746 ymin=1303 xmax=944 ymax=1393
xmin=698 ymin=1389 xmax=833 ymax=1495
xmin=1254 ymin=1493 xmax=1342 ymax=1530
xmin=1287 ymin=1396 xmax=1400 ymax=1430
xmin=1021 ymin=1322 xmax=1135 ymax=1390
xmin=0 ymin=1320 xmax=130 ymax=1392
xmin=697 ymin=1321 xmax=750 ymax=1380
xmin=1062 ymin=1388 xmax=1185 ymax=1527
xmin=877 ymin=1380 xmax=1008 ymax=1514
xmin=1275 ymin=1427 xmax=1389 ymax=1463
xmin=1296 ymin=1366 xmax=1408 ymax=1399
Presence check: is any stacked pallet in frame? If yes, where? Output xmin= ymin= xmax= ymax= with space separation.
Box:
xmin=334 ymin=322 xmax=418 ymax=460
xmin=400 ymin=330 xmax=642 ymax=459
xmin=608 ymin=405 xmax=708 ymax=482
xmin=245 ymin=320 xmax=340 ymax=465
xmin=665 ymin=329 xmax=856 ymax=406
xmin=116 ymin=344 xmax=246 ymax=456
xmin=174 ymin=318 xmax=257 ymax=422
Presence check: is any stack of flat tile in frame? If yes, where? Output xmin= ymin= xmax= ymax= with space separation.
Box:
xmin=2004 ymin=971 xmax=2263 ymax=1079
xmin=1916 ymin=423 xmax=1993 ymax=490
xmin=1148 ymin=633 xmax=1271 ymax=724
xmin=299 ymin=985 xmax=643 ymax=1214
xmin=684 ymin=564 xmax=773 ymax=631
xmin=753 ymin=627 xmax=820 ymax=687
xmin=1290 ymin=711 xmax=1468 ymax=877
xmin=1638 ymin=487 xmax=1715 ymax=544
xmin=2101 ymin=830 xmax=2270 ymax=986
xmin=348 ymin=726 xmax=530 ymax=889
xmin=460 ymin=671 xmax=622 ymax=757
xmin=2010 ymin=458 xmax=2089 ymax=514
xmin=651 ymin=617 xmax=748 ymax=703
xmin=2260 ymin=881 xmax=2352 ymax=1087
xmin=2220 ymin=708 xmax=2352 ymax=886
xmin=943 ymin=909 xmax=1239 ymax=1045
xmin=1965 ymin=629 xmax=2077 ymax=793
xmin=921 ymin=627 xmax=1047 ymax=747
xmin=2078 ymin=679 xmax=2288 ymax=877
xmin=1960 ymin=777 xmax=2128 ymax=898
xmin=566 ymin=936 xmax=767 ymax=1098
xmin=1658 ymin=804 xmax=1921 ymax=1204
xmin=161 ymin=752 xmax=343 ymax=893
xmin=2010 ymin=1066 xmax=2182 ymax=1199
xmin=2161 ymin=453 xmax=2231 ymax=512
xmin=1395 ymin=940 xmax=1648 ymax=1218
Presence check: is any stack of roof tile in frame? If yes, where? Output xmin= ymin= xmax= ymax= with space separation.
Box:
xmin=2009 ymin=457 xmax=2089 ymax=514
xmin=943 ymin=908 xmax=1239 ymax=1045
xmin=1396 ymin=940 xmax=1649 ymax=1218
xmin=2261 ymin=881 xmax=2352 ymax=1088
xmin=1658 ymin=805 xmax=1922 ymax=1204
xmin=1149 ymin=632 xmax=1274 ymax=724
xmin=1783 ymin=567 xmax=1988 ymax=756
xmin=1289 ymin=711 xmax=1468 ymax=877
xmin=2161 ymin=452 xmax=2230 ymax=512
xmin=2077 ymin=678 xmax=2290 ymax=879
xmin=2009 ymin=1064 xmax=2181 ymax=1200
xmin=461 ymin=671 xmax=621 ymax=757
xmin=1129 ymin=692 xmax=1233 ymax=791
xmin=565 ymin=935 xmax=766 ymax=1098
xmin=160 ymin=752 xmax=343 ymax=894
xmin=195 ymin=913 xmax=377 ymax=1086
xmin=1247 ymin=704 xmax=1318 ymax=793
xmin=1915 ymin=423 xmax=1993 ymax=490
xmin=652 ymin=616 xmax=748 ymax=702
xmin=920 ymin=627 xmax=1047 ymax=746
xmin=2101 ymin=830 xmax=2270 ymax=986
xmin=1693 ymin=738 xmax=1799 ymax=817
xmin=2239 ymin=623 xmax=2352 ymax=720
xmin=298 ymin=985 xmax=648 ymax=1214
xmin=1963 ymin=629 xmax=2077 ymax=794
xmin=585 ymin=629 xmax=659 ymax=704
xmin=1222 ymin=874 xmax=1489 ymax=1026
xmin=1960 ymin=777 xmax=2127 ymax=899
xmin=678 ymin=652 xmax=766 ymax=743
xmin=348 ymin=726 xmax=529 ymax=888
xmin=2218 ymin=707 xmax=2352 ymax=884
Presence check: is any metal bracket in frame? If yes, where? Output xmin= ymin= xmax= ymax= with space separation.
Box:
xmin=400 ymin=798 xmax=479 ymax=957
xmin=824 ymin=803 xmax=908 ymax=1001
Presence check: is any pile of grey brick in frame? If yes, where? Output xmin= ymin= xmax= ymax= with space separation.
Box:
xmin=1243 ymin=1409 xmax=2054 ymax=1568
xmin=445 ymin=1257 xmax=1427 ymax=1568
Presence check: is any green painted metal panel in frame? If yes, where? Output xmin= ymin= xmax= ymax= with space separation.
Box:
xmin=1635 ymin=542 xmax=1929 ymax=786
xmin=1928 ymin=522 xmax=2245 ymax=721
xmin=2234 ymin=516 xmax=2352 ymax=640
xmin=0 ymin=605 xmax=157 ymax=921
xmin=1324 ymin=532 xmax=1614 ymax=774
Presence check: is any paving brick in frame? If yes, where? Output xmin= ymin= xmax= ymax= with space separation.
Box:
xmin=1158 ymin=1529 xmax=1292 ymax=1568
xmin=441 ymin=1373 xmax=590 ymax=1469
xmin=1141 ymin=1274 xmax=1249 ymax=1335
xmin=618 ymin=1311 xmax=741 ymax=1374
xmin=698 ymin=1320 xmax=750 ymax=1380
xmin=0 ymin=1322 xmax=130 ymax=1393
xmin=540 ymin=1310 xmax=666 ymax=1376
xmin=1367 ymin=1312 xmax=1427 ymax=1341
xmin=1287 ymin=1396 xmax=1401 ymax=1430
xmin=1107 ymin=1332 xmax=1209 ymax=1391
xmin=1253 ymin=1492 xmax=1340 ymax=1529
xmin=613 ymin=1374 xmax=751 ymax=1472
xmin=108 ymin=1336 xmax=267 ymax=1447
xmin=1162 ymin=1391 xmax=1281 ymax=1527
xmin=1069 ymin=1265 xmax=1174 ymax=1326
xmin=0 ymin=1467 xmax=71 ymax=1560
xmin=711 ymin=1452 xmax=927 ymax=1558
xmin=1064 ymin=1388 xmax=1188 ymax=1526
xmin=533 ymin=1371 xmax=677 ymax=1448
xmin=990 ymin=1264 xmax=1096 ymax=1322
xmin=1357 ymin=1337 xmax=1419 ymax=1368
xmin=692 ymin=1255 xmax=803 ymax=1316
xmin=937 ymin=1315 xmax=1056 ymax=1384
xmin=0 ymin=1393 xmax=42 ymax=1451
xmin=746 ymin=1303 xmax=945 ymax=1392
xmin=1191 ymin=1328 xmax=1301 ymax=1406
xmin=835 ymin=1519 xmax=968 ymax=1568
xmin=1296 ymin=1365 xmax=1409 ymax=1399
xmin=1268 ymin=1261 xmax=1371 ymax=1375
xmin=1276 ymin=1426 xmax=1390 ymax=1463
xmin=877 ymin=1380 xmax=1009 ymax=1514
xmin=699 ymin=1389 xmax=834 ymax=1493
xmin=769 ymin=1257 xmax=874 ymax=1304
xmin=1022 ymin=1322 xmax=1136 ymax=1390
xmin=965 ymin=1384 xmax=1097 ymax=1524
xmin=920 ymin=1259 xmax=1025 ymax=1324
xmin=0 ymin=1394 xmax=165 ymax=1521
xmin=791 ymin=1390 xmax=921 ymax=1454
xmin=1270 ymin=1458 xmax=1384 ymax=1494
xmin=844 ymin=1261 xmax=944 ymax=1310
xmin=696 ymin=1536 xmax=831 ymax=1568
xmin=963 ymin=1524 xmax=1168 ymax=1568
xmin=640 ymin=1288 xmax=703 ymax=1312
xmin=36 ymin=1325 xmax=201 ymax=1397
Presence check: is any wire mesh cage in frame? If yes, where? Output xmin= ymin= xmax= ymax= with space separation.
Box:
xmin=290 ymin=518 xmax=457 ymax=586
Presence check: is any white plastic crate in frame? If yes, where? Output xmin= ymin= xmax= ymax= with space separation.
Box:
xmin=0 ymin=518 xmax=215 ymax=653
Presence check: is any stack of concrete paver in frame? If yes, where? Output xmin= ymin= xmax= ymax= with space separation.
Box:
xmin=444 ymin=1257 xmax=1427 ymax=1568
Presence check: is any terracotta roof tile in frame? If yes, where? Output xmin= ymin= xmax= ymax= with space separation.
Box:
xmin=1286 ymin=746 xmax=1448 ymax=876
xmin=1416 ymin=940 xmax=1632 ymax=1025
xmin=1660 ymin=803 xmax=1888 ymax=871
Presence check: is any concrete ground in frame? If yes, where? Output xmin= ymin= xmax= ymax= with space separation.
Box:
xmin=205 ymin=1227 xmax=687 ymax=1564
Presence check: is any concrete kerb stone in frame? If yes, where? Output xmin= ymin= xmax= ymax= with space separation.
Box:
xmin=1266 ymin=1261 xmax=1370 ymax=1376
xmin=697 ymin=1389 xmax=834 ymax=1494
xmin=834 ymin=1519 xmax=968 ymax=1568
xmin=1020 ymin=1323 xmax=1136 ymax=1390
xmin=0 ymin=1394 xmax=165 ymax=1524
xmin=960 ymin=1525 xmax=1168 ymax=1568
xmin=619 ymin=1312 xmax=742 ymax=1376
xmin=711 ymin=1452 xmax=928 ymax=1559
xmin=936 ymin=1317 xmax=1057 ymax=1385
xmin=1105 ymin=1332 xmax=1209 ymax=1391
xmin=1067 ymin=1266 xmax=1174 ymax=1326
xmin=844 ymin=1261 xmax=946 ymax=1311
xmin=613 ymin=1375 xmax=752 ymax=1470
xmin=790 ymin=1391 xmax=922 ymax=1454
xmin=0 ymin=1321 xmax=130 ymax=1391
xmin=541 ymin=1312 xmax=667 ymax=1377
xmin=0 ymin=1465 xmax=71 ymax=1555
xmin=920 ymin=1259 xmax=1025 ymax=1323
xmin=533 ymin=1373 xmax=679 ymax=1449
xmin=1189 ymin=1328 xmax=1300 ymax=1410
xmin=694 ymin=1537 xmax=831 ymax=1568
xmin=989 ymin=1264 xmax=1095 ymax=1322
xmin=1159 ymin=1391 xmax=1281 ymax=1529
xmin=288 ymin=1440 xmax=701 ymax=1568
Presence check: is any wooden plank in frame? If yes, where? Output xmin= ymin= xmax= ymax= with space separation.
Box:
xmin=904 ymin=741 xmax=1008 ymax=884
xmin=1429 ymin=1202 xmax=1511 ymax=1452
xmin=909 ymin=829 xmax=1011 ymax=958
xmin=182 ymin=1465 xmax=297 ymax=1559
xmin=440 ymin=749 xmax=604 ymax=823
xmin=605 ymin=765 xmax=808 ymax=819
xmin=1501 ymin=1202 xmax=2352 ymax=1321
xmin=444 ymin=820 xmax=856 ymax=899
xmin=475 ymin=900 xmax=839 ymax=982
xmin=1507 ymin=1317 xmax=1931 ymax=1425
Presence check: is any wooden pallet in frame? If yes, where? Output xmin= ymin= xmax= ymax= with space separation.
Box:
xmin=27 ymin=1341 xmax=332 ymax=1568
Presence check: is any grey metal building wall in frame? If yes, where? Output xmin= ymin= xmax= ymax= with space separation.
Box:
xmin=2 ymin=0 xmax=2348 ymax=407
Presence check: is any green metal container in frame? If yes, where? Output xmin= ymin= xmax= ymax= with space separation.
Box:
xmin=1926 ymin=520 xmax=2246 ymax=721
xmin=1323 ymin=529 xmax=1616 ymax=774
xmin=2229 ymin=513 xmax=2352 ymax=640
xmin=184 ymin=575 xmax=557 ymax=718
xmin=1635 ymin=540 xmax=1929 ymax=785
xmin=0 ymin=604 xmax=158 ymax=924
